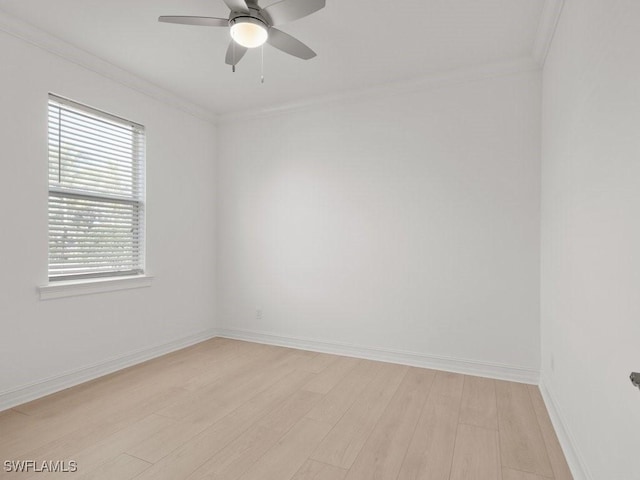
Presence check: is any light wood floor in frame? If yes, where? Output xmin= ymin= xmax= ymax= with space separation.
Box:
xmin=0 ymin=338 xmax=573 ymax=479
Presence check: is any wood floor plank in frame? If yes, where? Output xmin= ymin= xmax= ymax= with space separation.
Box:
xmin=495 ymin=381 xmax=553 ymax=477
xmin=0 ymin=409 xmax=34 ymax=448
xmin=130 ymin=411 xmax=261 ymax=479
xmin=449 ymin=424 xmax=502 ymax=480
xmin=131 ymin=369 xmax=315 ymax=480
xmin=527 ymin=385 xmax=573 ymax=480
xmin=430 ymin=370 xmax=465 ymax=398
xmin=145 ymin=367 xmax=316 ymax=468
xmin=155 ymin=346 xmax=291 ymax=420
xmin=502 ymin=468 xmax=551 ymax=480
xmin=17 ymin=414 xmax=174 ymax=480
xmin=67 ymin=414 xmax=173 ymax=470
xmin=146 ymin=350 xmax=305 ymax=455
xmin=5 ymin=379 xmax=178 ymax=453
xmin=297 ymin=352 xmax=341 ymax=373
xmin=396 ymin=371 xmax=464 ymax=480
xmin=291 ymin=460 xmax=348 ymax=480
xmin=124 ymin=412 xmax=220 ymax=464
xmin=459 ymin=375 xmax=498 ymax=430
xmin=143 ymin=338 xmax=264 ymax=389
xmin=179 ymin=340 xmax=276 ymax=391
xmin=302 ymin=356 xmax=361 ymax=394
xmin=0 ymin=408 xmax=29 ymax=423
xmin=184 ymin=425 xmax=280 ymax=480
xmin=5 ymin=385 xmax=190 ymax=464
xmin=310 ymin=363 xmax=408 ymax=469
xmin=343 ymin=367 xmax=435 ymax=480
xmin=75 ymin=453 xmax=150 ymax=480
xmin=237 ymin=418 xmax=332 ymax=480
xmin=305 ymin=360 xmax=378 ymax=425
xmin=186 ymin=389 xmax=323 ymax=480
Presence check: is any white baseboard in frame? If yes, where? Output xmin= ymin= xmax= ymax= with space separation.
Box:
xmin=0 ymin=328 xmax=218 ymax=412
xmin=215 ymin=328 xmax=540 ymax=384
xmin=539 ymin=379 xmax=592 ymax=480
xmin=0 ymin=326 xmax=540 ymax=414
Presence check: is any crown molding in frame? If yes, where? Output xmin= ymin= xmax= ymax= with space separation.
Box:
xmin=532 ymin=0 xmax=565 ymax=67
xmin=0 ymin=4 xmax=548 ymax=126
xmin=0 ymin=8 xmax=218 ymax=124
xmin=217 ymin=56 xmax=540 ymax=124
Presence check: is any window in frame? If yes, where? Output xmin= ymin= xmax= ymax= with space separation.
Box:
xmin=47 ymin=95 xmax=145 ymax=281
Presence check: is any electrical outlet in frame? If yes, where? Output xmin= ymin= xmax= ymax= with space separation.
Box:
xmin=256 ymin=309 xmax=263 ymax=320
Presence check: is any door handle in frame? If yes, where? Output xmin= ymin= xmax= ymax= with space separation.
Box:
xmin=631 ymin=372 xmax=640 ymax=390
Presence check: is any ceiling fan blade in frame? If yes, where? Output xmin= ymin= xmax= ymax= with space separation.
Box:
xmin=225 ymin=41 xmax=248 ymax=66
xmin=267 ymin=28 xmax=316 ymax=59
xmin=262 ymin=0 xmax=325 ymax=25
xmin=222 ymin=0 xmax=249 ymax=13
xmin=158 ymin=16 xmax=228 ymax=27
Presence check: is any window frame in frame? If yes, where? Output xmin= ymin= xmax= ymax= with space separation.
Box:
xmin=46 ymin=94 xmax=147 ymax=283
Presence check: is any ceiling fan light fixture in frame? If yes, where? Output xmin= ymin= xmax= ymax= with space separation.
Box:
xmin=230 ymin=17 xmax=268 ymax=48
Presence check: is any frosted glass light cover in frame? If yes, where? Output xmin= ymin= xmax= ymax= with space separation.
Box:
xmin=230 ymin=21 xmax=268 ymax=48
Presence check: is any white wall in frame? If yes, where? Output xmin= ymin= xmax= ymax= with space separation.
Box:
xmin=216 ymin=71 xmax=542 ymax=376
xmin=0 ymin=31 xmax=217 ymax=401
xmin=540 ymin=1 xmax=640 ymax=478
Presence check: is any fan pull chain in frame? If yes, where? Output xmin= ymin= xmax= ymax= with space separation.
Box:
xmin=232 ymin=41 xmax=236 ymax=73
xmin=261 ymin=45 xmax=265 ymax=84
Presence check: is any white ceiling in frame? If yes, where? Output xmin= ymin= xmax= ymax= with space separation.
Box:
xmin=0 ymin=0 xmax=546 ymax=115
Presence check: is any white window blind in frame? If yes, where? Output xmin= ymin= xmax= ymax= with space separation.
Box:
xmin=47 ymin=95 xmax=145 ymax=281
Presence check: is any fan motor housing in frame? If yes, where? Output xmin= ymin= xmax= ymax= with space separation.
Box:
xmin=229 ymin=10 xmax=270 ymax=28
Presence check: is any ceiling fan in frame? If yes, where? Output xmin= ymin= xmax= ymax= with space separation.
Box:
xmin=159 ymin=0 xmax=325 ymax=70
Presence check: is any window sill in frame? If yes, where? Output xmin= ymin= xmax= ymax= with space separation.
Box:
xmin=38 ymin=275 xmax=153 ymax=300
